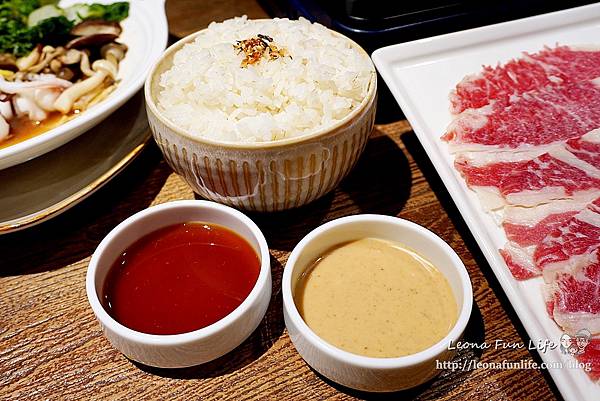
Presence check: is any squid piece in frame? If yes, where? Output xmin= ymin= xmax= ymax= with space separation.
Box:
xmin=13 ymin=92 xmax=48 ymax=121
xmin=0 ymin=114 xmax=8 ymax=141
xmin=0 ymin=100 xmax=13 ymax=120
xmin=0 ymin=75 xmax=72 ymax=94
xmin=34 ymin=88 xmax=62 ymax=111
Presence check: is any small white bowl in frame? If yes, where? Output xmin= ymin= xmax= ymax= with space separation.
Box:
xmin=86 ymin=200 xmax=271 ymax=368
xmin=282 ymin=214 xmax=473 ymax=392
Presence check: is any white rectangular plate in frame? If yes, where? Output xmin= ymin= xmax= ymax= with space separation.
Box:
xmin=372 ymin=4 xmax=600 ymax=401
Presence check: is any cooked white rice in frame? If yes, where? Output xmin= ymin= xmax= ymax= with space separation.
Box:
xmin=157 ymin=16 xmax=374 ymax=142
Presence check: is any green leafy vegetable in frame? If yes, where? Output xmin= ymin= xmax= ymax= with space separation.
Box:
xmin=0 ymin=14 xmax=73 ymax=55
xmin=31 ymin=15 xmax=73 ymax=45
xmin=0 ymin=0 xmax=45 ymax=55
xmin=89 ymin=2 xmax=128 ymax=21
xmin=65 ymin=2 xmax=128 ymax=24
xmin=0 ymin=0 xmax=40 ymax=23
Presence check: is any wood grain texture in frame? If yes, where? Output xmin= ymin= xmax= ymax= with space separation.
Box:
xmin=0 ymin=1 xmax=561 ymax=400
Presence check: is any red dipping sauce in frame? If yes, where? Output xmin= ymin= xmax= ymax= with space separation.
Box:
xmin=102 ymin=222 xmax=260 ymax=335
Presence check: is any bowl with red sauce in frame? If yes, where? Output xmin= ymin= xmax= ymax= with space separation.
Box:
xmin=86 ymin=200 xmax=271 ymax=368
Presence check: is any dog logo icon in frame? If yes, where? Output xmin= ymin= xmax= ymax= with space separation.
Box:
xmin=559 ymin=329 xmax=591 ymax=356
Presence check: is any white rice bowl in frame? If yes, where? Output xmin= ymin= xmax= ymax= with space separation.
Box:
xmin=157 ymin=16 xmax=374 ymax=143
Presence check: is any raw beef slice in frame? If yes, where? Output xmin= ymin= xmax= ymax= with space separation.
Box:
xmin=450 ymin=45 xmax=600 ymax=114
xmin=444 ymin=80 xmax=600 ymax=152
xmin=535 ymin=198 xmax=600 ymax=276
xmin=499 ymin=195 xmax=599 ymax=280
xmin=455 ymin=151 xmax=600 ymax=209
xmin=578 ymin=338 xmax=600 ymax=380
xmin=545 ymin=256 xmax=600 ymax=334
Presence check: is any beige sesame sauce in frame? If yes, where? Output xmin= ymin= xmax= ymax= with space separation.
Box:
xmin=295 ymin=238 xmax=457 ymax=358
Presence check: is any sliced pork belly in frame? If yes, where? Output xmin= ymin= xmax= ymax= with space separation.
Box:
xmin=449 ymin=45 xmax=600 ymax=114
xmin=444 ymin=80 xmax=600 ymax=152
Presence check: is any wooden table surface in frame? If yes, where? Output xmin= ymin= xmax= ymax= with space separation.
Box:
xmin=0 ymin=1 xmax=562 ymax=400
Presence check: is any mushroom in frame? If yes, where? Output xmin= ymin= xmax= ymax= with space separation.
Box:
xmin=66 ymin=33 xmax=120 ymax=50
xmin=79 ymin=50 xmax=95 ymax=77
xmin=66 ymin=21 xmax=123 ymax=50
xmin=53 ymin=71 xmax=108 ymax=113
xmin=70 ymin=20 xmax=122 ymax=37
xmin=92 ymin=59 xmax=117 ymax=80
xmin=101 ymin=42 xmax=128 ymax=65
xmin=74 ymin=82 xmax=115 ymax=110
xmin=50 ymin=59 xmax=62 ymax=74
xmin=56 ymin=67 xmax=75 ymax=81
xmin=28 ymin=46 xmax=66 ymax=74
xmin=58 ymin=49 xmax=82 ymax=65
xmin=16 ymin=45 xmax=42 ymax=71
xmin=0 ymin=54 xmax=17 ymax=72
xmin=47 ymin=58 xmax=75 ymax=81
xmin=54 ymin=42 xmax=126 ymax=113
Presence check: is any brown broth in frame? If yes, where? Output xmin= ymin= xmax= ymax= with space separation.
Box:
xmin=0 ymin=112 xmax=71 ymax=150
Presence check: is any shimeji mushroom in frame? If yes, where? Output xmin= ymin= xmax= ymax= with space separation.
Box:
xmin=54 ymin=42 xmax=127 ymax=113
xmin=50 ymin=59 xmax=75 ymax=81
xmin=0 ymin=54 xmax=17 ymax=72
xmin=79 ymin=51 xmax=95 ymax=77
xmin=16 ymin=45 xmax=42 ymax=71
xmin=15 ymin=46 xmax=73 ymax=78
xmin=57 ymin=48 xmax=95 ymax=77
xmin=27 ymin=46 xmax=64 ymax=74
xmin=102 ymin=42 xmax=127 ymax=66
